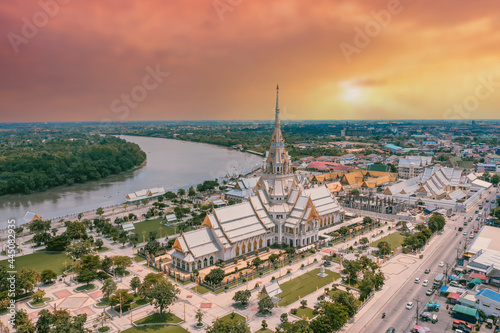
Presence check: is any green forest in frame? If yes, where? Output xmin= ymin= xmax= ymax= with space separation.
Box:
xmin=0 ymin=134 xmax=146 ymax=195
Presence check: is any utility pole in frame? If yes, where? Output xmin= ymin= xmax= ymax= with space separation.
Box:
xmin=414 ymin=298 xmax=421 ymax=326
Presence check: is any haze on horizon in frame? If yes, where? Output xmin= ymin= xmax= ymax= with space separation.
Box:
xmin=1 ymin=0 xmax=500 ymax=123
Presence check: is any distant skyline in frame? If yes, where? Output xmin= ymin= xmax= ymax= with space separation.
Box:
xmin=1 ymin=0 xmax=500 ymax=122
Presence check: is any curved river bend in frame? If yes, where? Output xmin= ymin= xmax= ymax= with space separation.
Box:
xmin=0 ymin=136 xmax=262 ymax=227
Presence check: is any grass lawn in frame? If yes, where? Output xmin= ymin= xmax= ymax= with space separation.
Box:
xmin=191 ymin=284 xmax=210 ymax=294
xmin=123 ymin=326 xmax=187 ymax=333
xmin=132 ymin=219 xmax=194 ymax=240
xmin=76 ymin=284 xmax=96 ymax=291
xmin=29 ymin=297 xmax=50 ymax=306
xmin=134 ymin=255 xmax=146 ymax=262
xmin=97 ymin=247 xmax=110 ymax=252
xmin=98 ymin=327 xmax=110 ymax=332
xmin=0 ymin=251 xmax=73 ymax=274
xmin=294 ymin=307 xmax=316 ymax=320
xmin=279 ymin=268 xmax=340 ymax=306
xmin=134 ymin=313 xmax=182 ymax=325
xmin=219 ymin=312 xmax=246 ymax=324
xmin=254 ymin=330 xmax=274 ymax=333
xmin=372 ymin=232 xmax=405 ymax=250
xmin=97 ymin=298 xmax=109 ymax=307
xmin=115 ymin=295 xmax=148 ymax=312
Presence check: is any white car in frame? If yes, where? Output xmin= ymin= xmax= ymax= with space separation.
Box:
xmin=406 ymin=301 xmax=414 ymax=310
xmin=415 ymin=278 xmax=420 ymax=284
xmin=422 ymin=280 xmax=429 ymax=287
xmin=439 ymin=262 xmax=444 ymax=267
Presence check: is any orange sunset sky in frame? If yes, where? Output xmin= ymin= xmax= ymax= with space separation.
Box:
xmin=1 ymin=0 xmax=499 ymax=122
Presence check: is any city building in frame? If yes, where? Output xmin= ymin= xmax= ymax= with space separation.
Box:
xmin=397 ymin=156 xmax=433 ymax=179
xmin=382 ymin=167 xmax=492 ymax=212
xmin=168 ymin=87 xmax=344 ymax=272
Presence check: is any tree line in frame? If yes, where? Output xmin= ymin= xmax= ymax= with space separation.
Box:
xmin=0 ymin=134 xmax=146 ymax=195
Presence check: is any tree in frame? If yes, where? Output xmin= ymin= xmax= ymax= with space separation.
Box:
xmin=95 ymin=238 xmax=104 ymax=249
xmin=195 ymin=309 xmax=204 ymax=325
xmin=269 ymin=253 xmax=280 ymax=265
xmin=143 ymin=280 xmax=180 ymax=314
xmin=428 ymin=214 xmax=446 ymax=233
xmin=35 ymin=309 xmax=52 ymax=333
xmin=96 ymin=311 xmax=111 ymax=330
xmin=278 ymin=320 xmax=312 ymax=333
xmin=204 ymin=268 xmax=225 ymax=285
xmin=177 ymin=188 xmax=186 ymax=197
xmin=96 ymin=207 xmax=104 ymax=216
xmin=309 ymin=302 xmax=349 ymax=333
xmin=75 ymin=254 xmax=100 ymax=286
xmin=188 ymin=186 xmax=196 ymax=197
xmin=28 ymin=220 xmax=51 ymax=235
xmin=32 ymin=232 xmax=52 ymax=246
xmin=300 ymin=299 xmax=307 ymax=308
xmin=18 ymin=268 xmax=41 ymax=293
xmin=130 ymin=276 xmax=141 ymax=294
xmin=109 ymin=289 xmax=134 ymax=313
xmin=350 ymin=189 xmax=360 ymax=197
xmin=144 ymin=239 xmax=160 ymax=256
xmin=258 ymin=296 xmax=274 ymax=314
xmin=32 ymin=289 xmax=46 ymax=302
xmin=46 ymin=235 xmax=70 ymax=251
xmin=280 ymin=313 xmax=288 ymax=324
xmin=66 ymin=239 xmax=93 ymax=259
xmin=338 ymin=226 xmax=350 ymax=236
xmin=261 ymin=320 xmax=268 ymax=330
xmin=359 ymin=237 xmax=369 ymax=247
xmin=64 ymin=221 xmax=87 ymax=239
xmin=377 ymin=241 xmax=391 ymax=256
xmin=342 ymin=260 xmax=362 ymax=282
xmin=101 ymin=278 xmax=117 ymax=300
xmin=41 ymin=269 xmax=57 ymax=284
xmin=206 ymin=317 xmax=250 ymax=333
xmin=139 ymin=273 xmax=167 ymax=295
xmin=113 ymin=255 xmax=133 ymax=275
xmin=363 ymin=216 xmax=373 ymax=224
xmin=232 ymin=290 xmax=251 ymax=306
xmin=252 ymin=257 xmax=263 ymax=271
xmin=491 ymin=174 xmax=500 ymax=185
xmin=329 ymin=290 xmax=359 ymax=317
xmin=13 ymin=309 xmax=31 ymax=329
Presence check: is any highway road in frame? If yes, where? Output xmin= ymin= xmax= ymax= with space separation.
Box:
xmin=360 ymin=187 xmax=499 ymax=333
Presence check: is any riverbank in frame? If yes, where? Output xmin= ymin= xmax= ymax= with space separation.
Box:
xmin=0 ymin=135 xmax=262 ymax=227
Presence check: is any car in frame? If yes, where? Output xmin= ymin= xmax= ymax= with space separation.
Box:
xmin=415 ymin=278 xmax=420 ymax=284
xmin=406 ymin=302 xmax=414 ymax=310
xmin=439 ymin=261 xmax=444 ymax=267
xmin=386 ymin=328 xmax=395 ymax=333
xmin=458 ymin=227 xmax=463 ymax=231
xmin=422 ymin=280 xmax=429 ymax=287
xmin=425 ymin=268 xmax=431 ymax=274
xmin=426 ymin=289 xmax=435 ymax=296
xmin=470 ymin=234 xmax=474 ymax=239
xmin=450 ymin=281 xmax=462 ymax=287
xmin=463 ymin=231 xmax=467 ymax=235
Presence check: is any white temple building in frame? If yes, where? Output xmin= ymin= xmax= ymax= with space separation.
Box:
xmin=169 ymin=86 xmax=344 ymax=272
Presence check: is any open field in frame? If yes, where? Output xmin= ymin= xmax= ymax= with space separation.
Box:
xmin=372 ymin=232 xmax=405 ymax=250
xmin=0 ymin=251 xmax=73 ymax=274
xmin=279 ymin=268 xmax=340 ymax=306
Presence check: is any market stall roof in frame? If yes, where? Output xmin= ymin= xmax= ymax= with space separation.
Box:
xmin=448 ymin=293 xmax=461 ymax=300
xmin=469 ymin=278 xmax=483 ymax=286
xmin=470 ymin=272 xmax=487 ymax=281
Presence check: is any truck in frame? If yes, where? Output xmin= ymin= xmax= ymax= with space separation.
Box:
xmin=433 ymin=273 xmax=444 ymax=288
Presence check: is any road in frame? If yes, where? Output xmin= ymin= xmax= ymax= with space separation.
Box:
xmin=358 ymin=187 xmax=498 ymax=333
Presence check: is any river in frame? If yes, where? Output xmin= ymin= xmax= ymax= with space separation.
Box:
xmin=0 ymin=135 xmax=262 ymax=227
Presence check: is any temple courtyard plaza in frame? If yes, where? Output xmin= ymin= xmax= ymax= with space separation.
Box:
xmin=0 ymin=216 xmax=415 ymax=333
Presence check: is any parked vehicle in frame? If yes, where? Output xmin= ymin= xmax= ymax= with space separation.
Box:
xmin=415 ymin=278 xmax=420 ymax=284
xmin=432 ymin=314 xmax=438 ymax=324
xmin=422 ymin=280 xmax=429 ymax=287
xmin=486 ymin=319 xmax=493 ymax=328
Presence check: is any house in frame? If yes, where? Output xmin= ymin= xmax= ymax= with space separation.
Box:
xmin=260 ymin=280 xmax=282 ymax=302
xmin=475 ymin=289 xmax=500 ymax=317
